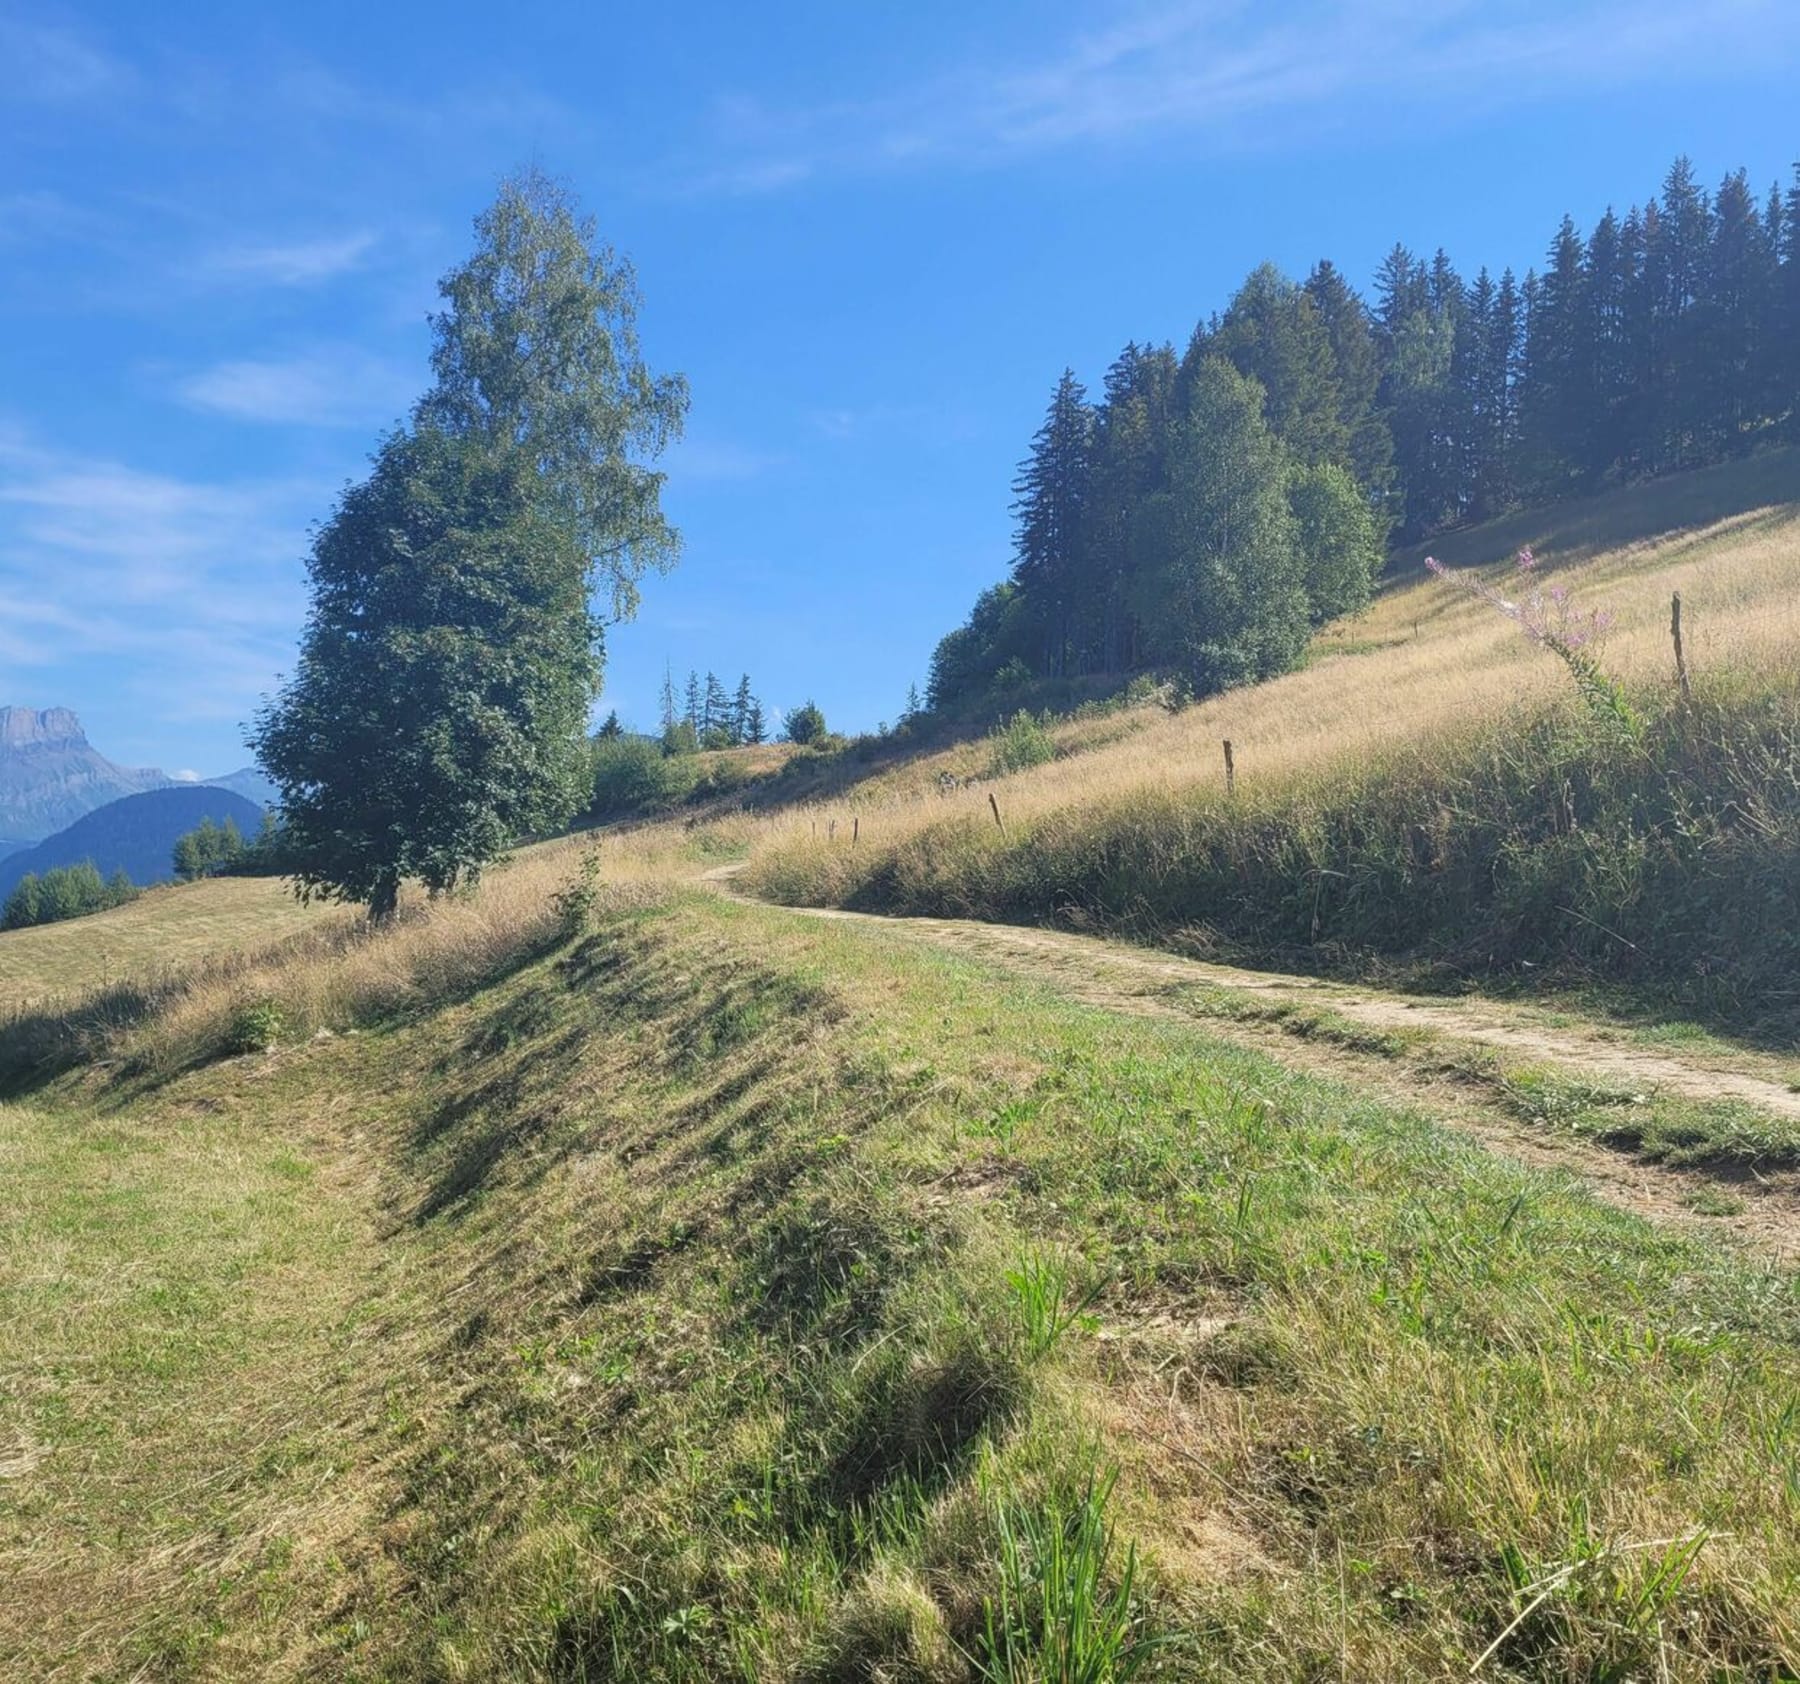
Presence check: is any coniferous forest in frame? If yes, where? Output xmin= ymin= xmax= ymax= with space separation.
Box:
xmin=930 ymin=155 xmax=1800 ymax=710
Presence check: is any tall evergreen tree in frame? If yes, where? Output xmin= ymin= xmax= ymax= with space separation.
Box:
xmin=1304 ymin=260 xmax=1394 ymax=523
xmin=1518 ymin=215 xmax=1591 ymax=495
xmin=1212 ymin=264 xmax=1350 ymax=468
xmin=1010 ymin=370 xmax=1094 ymax=677
xmin=732 ymin=674 xmax=755 ymax=744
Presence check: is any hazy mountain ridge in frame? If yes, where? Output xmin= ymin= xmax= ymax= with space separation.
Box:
xmin=0 ymin=785 xmax=267 ymax=902
xmin=0 ymin=708 xmax=275 ymax=843
xmin=0 ymin=707 xmax=170 ymax=842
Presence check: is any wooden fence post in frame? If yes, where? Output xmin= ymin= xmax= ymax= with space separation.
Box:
xmin=1223 ymin=739 xmax=1235 ymax=796
xmin=988 ymin=791 xmax=1007 ymax=837
xmin=1670 ymin=591 xmax=1691 ymax=703
xmin=828 ymin=818 xmax=837 ymax=841
xmin=852 ymin=816 xmax=859 ymax=845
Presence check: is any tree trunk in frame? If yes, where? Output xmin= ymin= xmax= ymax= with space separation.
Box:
xmin=368 ymin=870 xmax=400 ymax=924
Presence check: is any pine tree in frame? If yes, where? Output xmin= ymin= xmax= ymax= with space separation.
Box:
xmin=1010 ymin=370 xmax=1094 ymax=677
xmin=700 ymin=672 xmax=731 ymax=747
xmin=1583 ymin=210 xmax=1631 ymax=480
xmin=732 ymin=674 xmax=755 ymax=743
xmin=1084 ymin=343 xmax=1173 ymax=673
xmin=1304 ymin=261 xmax=1393 ymax=524
xmin=1212 ymin=264 xmax=1349 ymax=468
xmin=1784 ymin=166 xmax=1800 ymax=434
xmin=744 ymin=697 xmax=767 ymax=745
xmin=684 ymin=670 xmax=701 ymax=732
xmin=1650 ymin=158 xmax=1711 ymax=468
xmin=1698 ymin=169 xmax=1775 ymax=454
xmin=1518 ymin=215 xmax=1590 ymax=496
xmin=658 ymin=663 xmax=678 ymax=733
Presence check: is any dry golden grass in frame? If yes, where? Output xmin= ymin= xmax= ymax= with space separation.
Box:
xmin=742 ymin=485 xmax=1800 ymax=867
xmin=0 ymin=877 xmax=334 ymax=1009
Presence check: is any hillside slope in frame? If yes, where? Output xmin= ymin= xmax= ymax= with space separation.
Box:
xmin=0 ymin=785 xmax=266 ymax=900
xmin=4 ymin=864 xmax=1799 ymax=1680
xmin=743 ymin=453 xmax=1800 ymax=1031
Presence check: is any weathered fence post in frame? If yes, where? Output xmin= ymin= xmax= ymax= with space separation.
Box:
xmin=988 ymin=791 xmax=1007 ymax=837
xmin=828 ymin=818 xmax=837 ymax=841
xmin=1223 ymin=739 xmax=1236 ymax=797
xmin=1670 ymin=591 xmax=1691 ymax=704
xmin=852 ymin=816 xmax=860 ymax=845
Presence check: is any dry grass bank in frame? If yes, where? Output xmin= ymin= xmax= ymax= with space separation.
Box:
xmin=741 ymin=462 xmax=1800 ymax=1031
xmin=6 ymin=881 xmax=1800 ymax=1680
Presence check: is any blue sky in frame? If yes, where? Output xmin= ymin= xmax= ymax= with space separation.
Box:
xmin=2 ymin=0 xmax=1796 ymax=774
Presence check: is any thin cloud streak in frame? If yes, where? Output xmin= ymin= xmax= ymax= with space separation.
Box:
xmin=200 ymin=231 xmax=378 ymax=286
xmin=0 ymin=427 xmax=320 ymax=730
xmin=176 ymin=348 xmax=416 ymax=427
xmin=675 ymin=0 xmax=1800 ymax=193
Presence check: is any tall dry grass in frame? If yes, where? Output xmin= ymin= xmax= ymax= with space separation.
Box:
xmin=740 ymin=492 xmax=1800 ymax=1029
xmin=0 ymin=832 xmax=703 ymax=1086
xmin=747 ymin=503 xmax=1800 ymax=858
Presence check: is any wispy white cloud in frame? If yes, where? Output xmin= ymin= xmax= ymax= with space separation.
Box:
xmin=176 ymin=346 xmax=415 ymax=427
xmin=0 ymin=15 xmax=127 ymax=105
xmin=675 ymin=0 xmax=1800 ymax=193
xmin=200 ymin=231 xmax=377 ymax=286
xmin=0 ymin=425 xmax=318 ymax=727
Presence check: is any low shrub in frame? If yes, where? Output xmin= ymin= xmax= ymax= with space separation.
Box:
xmin=226 ymin=998 xmax=287 ymax=1055
xmin=988 ymin=711 xmax=1055 ymax=777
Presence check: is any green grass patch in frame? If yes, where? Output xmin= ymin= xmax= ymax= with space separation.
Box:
xmin=5 ymin=891 xmax=1800 ymax=1679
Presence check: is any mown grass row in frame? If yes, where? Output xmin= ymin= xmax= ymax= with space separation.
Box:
xmin=9 ymin=881 xmax=1799 ymax=1679
xmin=748 ymin=679 xmax=1800 ymax=1042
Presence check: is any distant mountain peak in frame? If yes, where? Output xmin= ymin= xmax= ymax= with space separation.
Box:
xmin=0 ymin=705 xmax=90 ymax=751
xmin=0 ymin=706 xmax=168 ymax=842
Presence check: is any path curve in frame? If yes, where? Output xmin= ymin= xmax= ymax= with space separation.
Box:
xmin=704 ymin=867 xmax=1800 ymax=1259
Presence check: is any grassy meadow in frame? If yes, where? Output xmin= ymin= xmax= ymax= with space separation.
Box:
xmin=4 ymin=874 xmax=1800 ymax=1681
xmin=3 ymin=452 xmax=1800 ymax=1679
xmin=742 ymin=453 xmax=1800 ymax=1031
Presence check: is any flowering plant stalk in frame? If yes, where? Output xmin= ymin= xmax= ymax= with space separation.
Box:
xmin=1426 ymin=548 xmax=1640 ymax=740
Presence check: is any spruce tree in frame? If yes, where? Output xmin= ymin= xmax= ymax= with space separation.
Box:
xmin=1010 ymin=370 xmax=1094 ymax=677
xmin=1304 ymin=261 xmax=1393 ymax=522
xmin=732 ymin=674 xmax=755 ymax=744
xmin=1212 ymin=264 xmax=1350 ymax=468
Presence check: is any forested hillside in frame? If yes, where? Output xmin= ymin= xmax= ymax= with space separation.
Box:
xmin=932 ymin=155 xmax=1800 ymax=711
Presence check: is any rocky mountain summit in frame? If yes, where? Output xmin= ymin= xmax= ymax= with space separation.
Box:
xmin=0 ymin=707 xmax=170 ymax=843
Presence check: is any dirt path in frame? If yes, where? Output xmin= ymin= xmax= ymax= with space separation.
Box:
xmin=706 ymin=870 xmax=1800 ymax=1260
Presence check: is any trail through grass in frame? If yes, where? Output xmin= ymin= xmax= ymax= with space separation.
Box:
xmin=5 ymin=884 xmax=1800 ymax=1679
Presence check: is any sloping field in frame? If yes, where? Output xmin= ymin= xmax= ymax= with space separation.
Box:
xmin=4 ymin=875 xmax=1799 ymax=1680
xmin=743 ymin=453 xmax=1800 ymax=1033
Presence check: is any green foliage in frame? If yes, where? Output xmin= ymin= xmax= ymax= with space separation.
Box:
xmin=1289 ymin=460 xmax=1382 ymax=622
xmin=1004 ymin=1250 xmax=1097 ymax=1359
xmin=2 ymin=861 xmax=139 ymax=930
xmin=225 ymin=998 xmax=286 ymax=1056
xmin=1134 ymin=358 xmax=1311 ymax=693
xmin=550 ymin=847 xmax=605 ymax=937
xmin=171 ymin=816 xmax=245 ymax=882
xmin=988 ymin=711 xmax=1055 ymax=777
xmin=762 ymin=687 xmax=1800 ymax=1039
xmin=973 ymin=1466 xmax=1164 ymax=1683
xmin=929 ymin=149 xmax=1800 ymax=711
xmin=784 ymin=700 xmax=828 ymax=745
xmin=253 ymin=170 xmax=685 ymax=919
xmin=591 ymin=735 xmax=701 ymax=818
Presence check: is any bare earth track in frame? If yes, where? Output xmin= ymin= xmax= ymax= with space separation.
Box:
xmin=706 ymin=868 xmax=1800 ymax=1260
